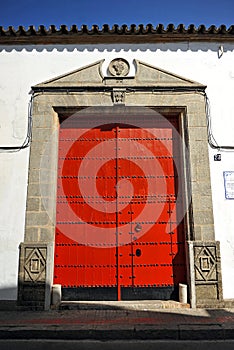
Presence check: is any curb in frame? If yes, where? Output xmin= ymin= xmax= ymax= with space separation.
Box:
xmin=0 ymin=324 xmax=234 ymax=341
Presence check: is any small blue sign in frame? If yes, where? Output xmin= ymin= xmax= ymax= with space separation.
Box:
xmin=223 ymin=171 xmax=234 ymax=199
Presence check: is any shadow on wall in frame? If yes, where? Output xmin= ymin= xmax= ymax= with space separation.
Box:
xmin=0 ymin=287 xmax=18 ymax=310
xmin=0 ymin=43 xmax=234 ymax=53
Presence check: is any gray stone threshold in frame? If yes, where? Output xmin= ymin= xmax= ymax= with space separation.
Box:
xmin=58 ymin=300 xmax=190 ymax=310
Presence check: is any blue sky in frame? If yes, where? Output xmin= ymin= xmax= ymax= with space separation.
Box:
xmin=0 ymin=0 xmax=233 ymax=29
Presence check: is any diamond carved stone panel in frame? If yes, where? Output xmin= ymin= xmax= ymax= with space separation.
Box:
xmin=190 ymin=241 xmax=223 ymax=305
xmin=194 ymin=246 xmax=217 ymax=282
xmin=18 ymin=243 xmax=53 ymax=310
xmin=24 ymin=247 xmax=46 ymax=282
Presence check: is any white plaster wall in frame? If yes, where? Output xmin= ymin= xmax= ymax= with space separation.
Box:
xmin=0 ymin=42 xmax=234 ymax=300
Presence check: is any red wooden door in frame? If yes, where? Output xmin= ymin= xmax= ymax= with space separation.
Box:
xmin=54 ymin=117 xmax=186 ymax=300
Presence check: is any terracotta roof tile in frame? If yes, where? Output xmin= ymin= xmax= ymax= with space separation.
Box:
xmin=0 ymin=24 xmax=234 ymax=44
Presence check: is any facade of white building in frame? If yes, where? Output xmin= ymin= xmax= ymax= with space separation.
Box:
xmin=0 ymin=24 xmax=234 ymax=309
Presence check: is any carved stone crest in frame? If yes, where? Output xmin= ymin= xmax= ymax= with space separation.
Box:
xmin=112 ymin=88 xmax=126 ymax=104
xmin=108 ymin=58 xmax=130 ymax=77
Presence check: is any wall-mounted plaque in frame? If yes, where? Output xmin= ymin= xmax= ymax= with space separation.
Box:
xmin=223 ymin=171 xmax=234 ymax=199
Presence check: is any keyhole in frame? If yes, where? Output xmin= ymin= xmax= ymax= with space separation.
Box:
xmin=136 ymin=249 xmax=141 ymax=257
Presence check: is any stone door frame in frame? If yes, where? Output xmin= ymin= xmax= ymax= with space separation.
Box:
xmin=18 ymin=59 xmax=223 ymax=309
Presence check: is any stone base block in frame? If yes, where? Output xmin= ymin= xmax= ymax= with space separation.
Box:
xmin=18 ymin=242 xmax=53 ymax=310
xmin=188 ymin=240 xmax=223 ymax=307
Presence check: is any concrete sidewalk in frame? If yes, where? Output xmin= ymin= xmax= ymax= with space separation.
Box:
xmin=0 ymin=303 xmax=234 ymax=341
